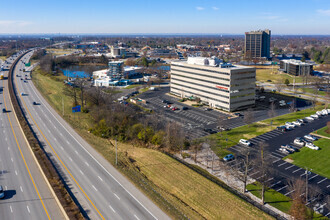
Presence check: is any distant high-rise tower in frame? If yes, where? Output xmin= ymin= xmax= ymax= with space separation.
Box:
xmin=245 ymin=29 xmax=271 ymax=59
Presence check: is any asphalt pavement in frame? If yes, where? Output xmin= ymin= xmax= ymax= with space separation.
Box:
xmin=0 ymin=55 xmax=64 ymax=219
xmin=228 ymin=114 xmax=330 ymax=217
xmin=14 ymin=52 xmax=169 ymax=219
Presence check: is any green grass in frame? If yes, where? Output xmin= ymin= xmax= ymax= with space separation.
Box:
xmin=286 ymin=138 xmax=330 ymax=179
xmin=32 ymin=66 xmax=273 ymax=219
xmin=315 ymin=126 xmax=330 ymax=138
xmin=123 ymin=84 xmax=142 ymax=89
xmin=247 ymin=182 xmax=326 ymax=219
xmin=298 ymin=88 xmax=327 ymax=96
xmin=205 ymin=105 xmax=325 ymax=157
xmin=256 ymin=66 xmax=304 ymax=84
xmin=247 ymin=182 xmax=292 ymax=213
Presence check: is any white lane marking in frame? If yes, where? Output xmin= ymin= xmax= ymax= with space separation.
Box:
xmin=79 ymin=170 xmax=84 ymax=175
xmin=10 ymin=205 xmax=13 ymax=213
xmin=317 ymin=178 xmax=327 ymax=184
xmin=250 ymin=171 xmax=260 ymax=176
xmin=272 ymin=159 xmax=281 ymax=163
xmin=66 ymin=141 xmax=70 ymax=145
xmin=60 ymin=132 xmax=63 ymax=136
xmin=292 ymin=168 xmax=302 ymax=173
xmin=308 ymin=174 xmax=318 ymax=181
xmin=327 ymin=185 xmax=330 ymax=188
xmin=278 ymin=162 xmax=287 ymax=167
xmin=75 ymin=150 xmax=78 ymax=155
xmin=270 ymin=181 xmax=281 ymax=188
xmin=285 ymin=165 xmax=295 ymax=170
xmin=5 ymin=137 xmax=7 ymax=141
xmin=26 ymin=206 xmax=30 ymax=213
xmin=266 ymin=177 xmax=274 ymax=182
xmin=15 ymin=170 xmax=18 ymax=175
xmin=8 ymin=147 xmax=10 ymax=150
xmin=98 ymin=176 xmax=103 ymax=182
xmin=114 ymin=193 xmax=120 ymax=200
xmin=92 ymin=185 xmax=98 ymax=191
xmin=285 ymin=190 xmax=295 ymax=196
xmin=54 ymin=137 xmax=57 ymax=141
xmin=85 ymin=162 xmax=89 ymax=167
xmin=300 ymin=172 xmax=306 ymax=177
xmin=69 ymin=157 xmax=72 ymax=162
xmin=20 ymin=186 xmax=23 ymax=192
xmin=134 ymin=214 xmax=140 ymax=220
xmin=30 ymin=86 xmax=159 ymax=220
xmin=60 ymin=146 xmax=64 ymax=150
xmin=325 ymin=212 xmax=330 ymax=217
xmin=109 ymin=205 xmax=116 ymax=213
xmin=11 ymin=158 xmax=13 ymax=162
xmin=5 ymin=186 xmax=7 ymax=190
xmin=277 ymin=185 xmax=288 ymax=192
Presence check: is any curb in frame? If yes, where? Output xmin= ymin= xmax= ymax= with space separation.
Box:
xmin=7 ymin=53 xmax=69 ymax=220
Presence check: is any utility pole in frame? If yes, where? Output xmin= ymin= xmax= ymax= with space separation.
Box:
xmin=305 ymin=168 xmax=311 ymax=204
xmin=115 ymin=138 xmax=118 ymax=166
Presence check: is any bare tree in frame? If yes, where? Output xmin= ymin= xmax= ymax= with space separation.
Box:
xmin=243 ymin=108 xmax=254 ymax=127
xmin=164 ymin=122 xmax=185 ymax=154
xmin=190 ymin=140 xmax=203 ymax=163
xmin=63 ymin=84 xmax=79 ymax=107
xmin=274 ymin=80 xmax=284 ymax=93
xmin=217 ymin=114 xmax=229 ymax=135
xmin=306 ymin=186 xmax=322 ymax=219
xmin=288 ymin=178 xmax=308 ymax=219
xmin=232 ymin=148 xmax=253 ymax=193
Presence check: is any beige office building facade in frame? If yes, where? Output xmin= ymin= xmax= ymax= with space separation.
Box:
xmin=170 ymin=57 xmax=256 ymax=112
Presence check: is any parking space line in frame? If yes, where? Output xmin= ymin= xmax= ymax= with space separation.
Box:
xmin=250 ymin=171 xmax=260 ymax=176
xmin=285 ymin=165 xmax=295 ymax=170
xmin=292 ymin=168 xmax=302 ymax=173
xmin=270 ymin=181 xmax=281 ymax=188
xmin=276 ymin=185 xmax=288 ymax=192
xmin=285 ymin=190 xmax=295 ymax=196
xmin=278 ymin=162 xmax=287 ymax=167
xmin=308 ymin=174 xmax=318 ymax=181
xmin=317 ymin=178 xmax=327 ymax=184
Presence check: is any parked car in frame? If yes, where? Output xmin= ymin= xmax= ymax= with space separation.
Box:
xmin=234 ymin=112 xmax=243 ymax=117
xmin=223 ymin=154 xmax=235 ymax=162
xmin=0 ymin=185 xmax=4 ymax=199
xmin=294 ymin=138 xmax=305 ymax=146
xmin=305 ymin=142 xmax=319 ymax=150
xmin=305 ymin=116 xmax=314 ymax=121
xmin=279 ymin=148 xmax=291 ymax=154
xmin=297 ymin=119 xmax=305 ymax=123
xmin=316 ymin=111 xmax=323 ymax=116
xmin=281 ymin=144 xmax=297 ymax=153
xmin=217 ymin=126 xmax=230 ymax=131
xmin=292 ymin=121 xmax=302 ymax=126
xmin=321 ymin=109 xmax=329 ymax=115
xmin=162 ymin=100 xmax=169 ymax=103
xmin=285 ymin=122 xmax=296 ymax=128
xmin=172 ymin=107 xmax=179 ymax=111
xmin=204 ymin=128 xmax=217 ymax=134
xmin=204 ymin=107 xmax=212 ymax=111
xmin=182 ymin=106 xmax=188 ymax=110
xmin=277 ymin=126 xmax=288 ymax=132
xmin=304 ymin=135 xmax=317 ymax=142
xmin=310 ymin=114 xmax=319 ymax=119
xmin=239 ymin=139 xmax=251 ymax=146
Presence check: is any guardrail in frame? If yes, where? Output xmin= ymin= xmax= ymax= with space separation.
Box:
xmin=8 ymin=51 xmax=83 ymax=219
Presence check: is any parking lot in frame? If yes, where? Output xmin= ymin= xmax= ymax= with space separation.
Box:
xmin=138 ymin=86 xmax=312 ymax=139
xmin=228 ymin=112 xmax=330 ymax=217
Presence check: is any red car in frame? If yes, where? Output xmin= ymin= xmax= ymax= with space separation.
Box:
xmin=172 ymin=107 xmax=178 ymax=111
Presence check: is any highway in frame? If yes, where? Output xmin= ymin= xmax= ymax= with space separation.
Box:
xmin=0 ymin=54 xmax=65 ymax=219
xmin=14 ymin=51 xmax=169 ymax=219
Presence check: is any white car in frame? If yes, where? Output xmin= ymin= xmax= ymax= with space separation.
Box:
xmin=239 ymin=139 xmax=251 ymax=146
xmin=292 ymin=121 xmax=302 ymax=126
xmin=285 ymin=122 xmax=296 ymax=128
xmin=304 ymin=135 xmax=317 ymax=142
xmin=279 ymin=148 xmax=290 ymax=154
xmin=316 ymin=111 xmax=323 ymax=116
xmin=305 ymin=116 xmax=314 ymax=121
xmin=294 ymin=138 xmax=305 ymax=146
xmin=310 ymin=114 xmax=319 ymax=119
xmin=321 ymin=109 xmax=328 ymax=115
xmin=305 ymin=142 xmax=319 ymax=150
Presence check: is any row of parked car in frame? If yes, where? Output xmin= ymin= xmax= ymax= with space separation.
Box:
xmin=293 ymin=136 xmax=320 ymax=150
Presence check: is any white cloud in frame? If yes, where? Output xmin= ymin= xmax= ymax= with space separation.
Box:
xmin=212 ymin=6 xmax=219 ymax=10
xmin=317 ymin=9 xmax=330 ymax=16
xmin=0 ymin=20 xmax=32 ymax=26
xmin=196 ymin=6 xmax=204 ymax=11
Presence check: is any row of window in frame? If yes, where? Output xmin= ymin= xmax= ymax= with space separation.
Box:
xmin=231 ymin=93 xmax=255 ymax=99
xmin=171 ymin=84 xmax=230 ymax=105
xmin=231 ymin=98 xmax=255 ymax=105
xmin=171 ymin=63 xmax=230 ymax=75
xmin=171 ymin=77 xmax=229 ymax=94
xmin=171 ymin=72 xmax=229 ymax=88
xmin=171 ymin=67 xmax=230 ymax=82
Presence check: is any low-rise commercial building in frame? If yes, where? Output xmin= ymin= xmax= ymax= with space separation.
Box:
xmin=280 ymin=59 xmax=313 ymax=76
xmin=170 ymin=57 xmax=256 ymax=112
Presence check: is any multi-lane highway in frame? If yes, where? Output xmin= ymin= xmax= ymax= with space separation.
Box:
xmin=0 ymin=54 xmax=65 ymax=219
xmin=14 ymin=51 xmax=169 ymax=219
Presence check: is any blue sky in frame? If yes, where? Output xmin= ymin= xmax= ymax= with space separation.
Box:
xmin=1 ymin=0 xmax=330 ymax=34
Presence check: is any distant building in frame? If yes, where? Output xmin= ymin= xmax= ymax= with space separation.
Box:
xmin=108 ymin=61 xmax=124 ymax=79
xmin=170 ymin=57 xmax=256 ymax=112
xmin=245 ymin=29 xmax=271 ymax=59
xmin=280 ymin=59 xmax=313 ymax=76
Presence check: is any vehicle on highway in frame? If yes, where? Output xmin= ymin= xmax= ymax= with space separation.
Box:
xmin=239 ymin=139 xmax=251 ymax=146
xmin=0 ymin=185 xmax=4 ymax=199
xmin=310 ymin=114 xmax=319 ymax=119
xmin=223 ymin=154 xmax=235 ymax=162
xmin=33 ymin=101 xmax=39 ymax=105
xmin=182 ymin=106 xmax=188 ymax=110
xmin=23 ymin=80 xmax=27 ymax=83
xmin=294 ymin=138 xmax=305 ymax=146
xmin=305 ymin=142 xmax=319 ymax=150
xmin=2 ymin=108 xmax=6 ymax=113
xmin=21 ymin=92 xmax=25 ymax=96
xmin=304 ymin=134 xmax=317 ymax=142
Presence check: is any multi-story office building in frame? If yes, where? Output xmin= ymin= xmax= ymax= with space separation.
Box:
xmin=170 ymin=57 xmax=256 ymax=112
xmin=280 ymin=59 xmax=313 ymax=76
xmin=245 ymin=29 xmax=271 ymax=59
xmin=108 ymin=61 xmax=124 ymax=79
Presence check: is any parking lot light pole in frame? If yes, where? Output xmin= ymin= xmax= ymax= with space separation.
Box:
xmin=305 ymin=168 xmax=312 ymax=204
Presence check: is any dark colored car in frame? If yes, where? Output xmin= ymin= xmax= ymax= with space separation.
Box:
xmin=223 ymin=154 xmax=235 ymax=162
xmin=204 ymin=128 xmax=217 ymax=134
xmin=33 ymin=101 xmax=38 ymax=105
xmin=234 ymin=112 xmax=243 ymax=117
xmin=276 ymin=126 xmax=287 ymax=132
xmin=182 ymin=106 xmax=188 ymax=110
xmin=2 ymin=108 xmax=6 ymax=113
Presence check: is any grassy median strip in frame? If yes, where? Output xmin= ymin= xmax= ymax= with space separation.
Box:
xmin=32 ymin=68 xmax=274 ymax=219
xmin=286 ymin=138 xmax=330 ymax=179
xmin=255 ymin=66 xmax=304 ymax=84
